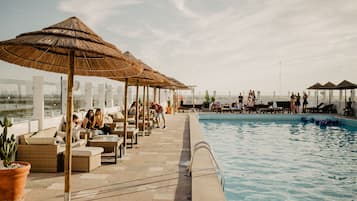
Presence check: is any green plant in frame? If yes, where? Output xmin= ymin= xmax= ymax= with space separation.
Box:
xmin=0 ymin=116 xmax=17 ymax=167
xmin=167 ymin=99 xmax=171 ymax=107
xmin=210 ymin=96 xmax=216 ymax=103
xmin=204 ymin=90 xmax=210 ymax=103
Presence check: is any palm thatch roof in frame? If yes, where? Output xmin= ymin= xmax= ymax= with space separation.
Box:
xmin=111 ymin=51 xmax=172 ymax=86
xmin=307 ymin=82 xmax=323 ymax=90
xmin=0 ymin=16 xmax=142 ymax=78
xmin=321 ymin=82 xmax=336 ymax=89
xmin=336 ymin=80 xmax=357 ymax=89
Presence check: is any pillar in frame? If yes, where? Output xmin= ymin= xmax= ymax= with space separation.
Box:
xmin=339 ymin=90 xmax=343 ymax=112
xmin=32 ymin=76 xmax=44 ymax=130
xmin=84 ymin=82 xmax=93 ymax=111
xmin=117 ymin=85 xmax=123 ymax=108
xmin=98 ymin=83 xmax=105 ymax=109
xmin=106 ymin=84 xmax=113 ymax=107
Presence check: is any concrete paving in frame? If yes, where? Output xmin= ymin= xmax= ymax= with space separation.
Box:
xmin=24 ymin=113 xmax=191 ymax=201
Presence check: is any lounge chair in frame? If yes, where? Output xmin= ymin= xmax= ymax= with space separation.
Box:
xmin=306 ymin=103 xmax=324 ymax=113
xmin=317 ymin=104 xmax=336 ymax=113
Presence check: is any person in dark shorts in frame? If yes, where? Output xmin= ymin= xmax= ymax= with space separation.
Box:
xmin=302 ymin=92 xmax=308 ymax=113
xmin=238 ymin=93 xmax=243 ymax=108
xmin=295 ymin=93 xmax=301 ymax=113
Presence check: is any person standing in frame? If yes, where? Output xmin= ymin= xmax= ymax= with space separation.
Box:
xmin=302 ymin=92 xmax=308 ymax=113
xmin=238 ymin=93 xmax=243 ymax=109
xmin=290 ymin=93 xmax=296 ymax=114
xmin=151 ymin=102 xmax=166 ymax=129
xmin=295 ymin=93 xmax=301 ymax=113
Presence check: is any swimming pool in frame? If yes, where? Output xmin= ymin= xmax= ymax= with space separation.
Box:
xmin=199 ymin=114 xmax=357 ymax=201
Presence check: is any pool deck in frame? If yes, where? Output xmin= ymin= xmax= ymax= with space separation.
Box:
xmin=24 ymin=114 xmax=191 ymax=201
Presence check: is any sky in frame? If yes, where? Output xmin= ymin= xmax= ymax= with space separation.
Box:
xmin=0 ymin=0 xmax=357 ymax=96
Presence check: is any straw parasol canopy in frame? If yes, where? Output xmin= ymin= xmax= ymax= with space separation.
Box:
xmin=321 ymin=82 xmax=336 ymax=89
xmin=307 ymin=82 xmax=323 ymax=89
xmin=336 ymin=80 xmax=357 ymax=89
xmin=336 ymin=80 xmax=357 ymax=107
xmin=111 ymin=51 xmax=167 ymax=85
xmin=0 ymin=16 xmax=142 ymax=78
xmin=0 ymin=16 xmax=143 ymax=201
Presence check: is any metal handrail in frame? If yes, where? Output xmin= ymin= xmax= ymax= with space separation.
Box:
xmin=187 ymin=140 xmax=225 ymax=191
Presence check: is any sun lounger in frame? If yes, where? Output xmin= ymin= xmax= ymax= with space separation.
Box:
xmin=306 ymin=103 xmax=324 ymax=113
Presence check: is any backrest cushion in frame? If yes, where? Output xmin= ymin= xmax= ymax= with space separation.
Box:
xmin=18 ymin=133 xmax=33 ymax=145
xmin=32 ymin=127 xmax=57 ymax=138
xmin=26 ymin=137 xmax=56 ymax=145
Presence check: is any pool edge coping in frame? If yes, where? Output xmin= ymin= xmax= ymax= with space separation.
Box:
xmin=189 ymin=113 xmax=226 ymax=201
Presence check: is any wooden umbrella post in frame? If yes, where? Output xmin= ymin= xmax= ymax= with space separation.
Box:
xmin=142 ymin=85 xmax=146 ymax=135
xmin=158 ymin=88 xmax=161 ymax=103
xmin=135 ymin=81 xmax=139 ymax=129
xmin=172 ymin=89 xmax=176 ymax=115
xmin=153 ymin=87 xmax=157 ymax=103
xmin=64 ymin=50 xmax=74 ymax=201
xmin=123 ymin=78 xmax=129 ymax=154
xmin=146 ymin=85 xmax=150 ymax=135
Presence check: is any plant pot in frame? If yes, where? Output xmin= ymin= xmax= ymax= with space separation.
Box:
xmin=166 ymin=107 xmax=172 ymax=114
xmin=0 ymin=161 xmax=31 ymax=201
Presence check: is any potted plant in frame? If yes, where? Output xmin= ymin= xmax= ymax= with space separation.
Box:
xmin=0 ymin=116 xmax=31 ymax=201
xmin=166 ymin=99 xmax=172 ymax=114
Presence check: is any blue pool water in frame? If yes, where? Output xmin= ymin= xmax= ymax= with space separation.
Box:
xmin=199 ymin=115 xmax=357 ymax=201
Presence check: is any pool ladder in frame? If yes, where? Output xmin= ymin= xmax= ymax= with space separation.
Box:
xmin=187 ymin=141 xmax=225 ymax=191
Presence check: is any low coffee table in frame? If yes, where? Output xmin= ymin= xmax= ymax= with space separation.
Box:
xmin=111 ymin=127 xmax=139 ymax=148
xmin=88 ymin=135 xmax=123 ymax=164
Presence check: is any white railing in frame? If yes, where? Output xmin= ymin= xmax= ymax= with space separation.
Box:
xmin=187 ymin=140 xmax=225 ymax=191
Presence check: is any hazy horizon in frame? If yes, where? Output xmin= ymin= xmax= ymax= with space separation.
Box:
xmin=1 ymin=0 xmax=357 ymax=95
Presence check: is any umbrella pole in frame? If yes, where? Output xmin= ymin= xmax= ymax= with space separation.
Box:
xmin=146 ymin=85 xmax=150 ymax=135
xmin=158 ymin=88 xmax=161 ymax=103
xmin=316 ymin=90 xmax=319 ymax=105
xmin=154 ymin=87 xmax=157 ymax=103
xmin=345 ymin=89 xmax=347 ymax=107
xmin=123 ymin=78 xmax=128 ymax=154
xmin=135 ymin=81 xmax=139 ymax=129
xmin=64 ymin=50 xmax=74 ymax=201
xmin=142 ymin=86 xmax=146 ymax=135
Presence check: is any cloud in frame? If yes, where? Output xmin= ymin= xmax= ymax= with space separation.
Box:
xmin=171 ymin=0 xmax=200 ymax=19
xmin=57 ymin=0 xmax=357 ymax=94
xmin=57 ymin=0 xmax=142 ymax=27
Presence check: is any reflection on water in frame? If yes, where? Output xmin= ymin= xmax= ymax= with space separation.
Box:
xmin=200 ymin=119 xmax=357 ymax=201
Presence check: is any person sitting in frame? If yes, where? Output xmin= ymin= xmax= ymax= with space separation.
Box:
xmin=344 ymin=97 xmax=354 ymax=116
xmin=91 ymin=108 xmax=111 ymax=134
xmin=72 ymin=114 xmax=82 ymax=128
xmin=151 ymin=102 xmax=166 ymax=129
xmin=128 ymin=101 xmax=137 ymax=115
xmin=82 ymin=109 xmax=94 ymax=129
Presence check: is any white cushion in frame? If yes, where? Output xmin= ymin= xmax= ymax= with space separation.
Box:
xmin=33 ymin=127 xmax=57 ymax=138
xmin=114 ymin=112 xmax=124 ymax=119
xmin=104 ymin=115 xmax=113 ymax=124
xmin=26 ymin=137 xmax=56 ymax=145
xmin=56 ymin=131 xmax=66 ymax=138
xmin=72 ymin=139 xmax=86 ymax=148
xmin=72 ymin=147 xmax=104 ymax=156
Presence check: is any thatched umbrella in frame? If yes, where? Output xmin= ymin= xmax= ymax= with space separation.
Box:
xmin=111 ymin=51 xmax=168 ymax=137
xmin=336 ymin=80 xmax=357 ymax=107
xmin=321 ymin=82 xmax=336 ymax=104
xmin=0 ymin=16 xmax=142 ymax=200
xmin=307 ymin=82 xmax=323 ymax=105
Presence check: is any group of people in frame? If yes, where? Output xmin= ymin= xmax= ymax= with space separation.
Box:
xmin=290 ymin=92 xmax=308 ymax=113
xmin=72 ymin=108 xmax=111 ymax=135
xmin=71 ymin=101 xmax=167 ymax=136
xmin=127 ymin=101 xmax=166 ymax=129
